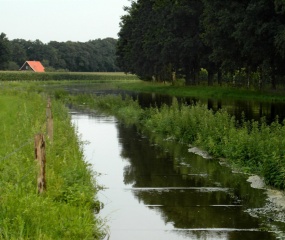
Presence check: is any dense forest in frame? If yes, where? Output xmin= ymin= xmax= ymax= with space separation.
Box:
xmin=117 ymin=0 xmax=285 ymax=89
xmin=0 ymin=33 xmax=120 ymax=72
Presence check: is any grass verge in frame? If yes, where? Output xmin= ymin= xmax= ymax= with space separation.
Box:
xmin=0 ymin=88 xmax=103 ymax=239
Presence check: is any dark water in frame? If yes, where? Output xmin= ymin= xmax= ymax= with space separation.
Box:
xmin=133 ymin=93 xmax=285 ymax=123
xmin=50 ymin=82 xmax=285 ymax=122
xmin=71 ymin=110 xmax=283 ymax=240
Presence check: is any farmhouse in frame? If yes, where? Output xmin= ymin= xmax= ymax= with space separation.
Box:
xmin=19 ymin=61 xmax=45 ymax=72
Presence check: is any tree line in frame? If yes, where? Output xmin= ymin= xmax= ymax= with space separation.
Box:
xmin=116 ymin=0 xmax=285 ymax=89
xmin=0 ymin=33 xmax=120 ymax=72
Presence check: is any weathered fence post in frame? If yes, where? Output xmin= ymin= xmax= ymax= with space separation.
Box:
xmin=34 ymin=133 xmax=46 ymax=194
xmin=46 ymin=97 xmax=53 ymax=142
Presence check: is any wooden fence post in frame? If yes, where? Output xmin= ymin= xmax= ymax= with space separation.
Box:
xmin=46 ymin=97 xmax=53 ymax=142
xmin=34 ymin=133 xmax=46 ymax=194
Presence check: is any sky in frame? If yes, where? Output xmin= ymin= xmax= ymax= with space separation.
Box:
xmin=0 ymin=0 xmax=131 ymax=43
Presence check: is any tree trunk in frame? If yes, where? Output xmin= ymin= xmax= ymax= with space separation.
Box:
xmin=208 ymin=69 xmax=214 ymax=86
xmin=246 ymin=68 xmax=250 ymax=89
xmin=172 ymin=71 xmax=176 ymax=85
xmin=185 ymin=64 xmax=192 ymax=86
xmin=270 ymin=56 xmax=276 ymax=90
xmin=194 ymin=69 xmax=199 ymax=85
xmin=259 ymin=68 xmax=263 ymax=90
xmin=217 ymin=70 xmax=222 ymax=86
xmin=190 ymin=70 xmax=196 ymax=85
xmin=271 ymin=72 xmax=276 ymax=90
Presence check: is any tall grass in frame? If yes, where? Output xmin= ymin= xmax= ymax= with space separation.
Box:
xmin=68 ymin=93 xmax=285 ymax=190
xmin=0 ymin=88 xmax=103 ymax=239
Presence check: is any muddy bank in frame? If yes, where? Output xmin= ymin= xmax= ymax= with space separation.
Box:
xmin=189 ymin=146 xmax=285 ymax=225
xmin=247 ymin=175 xmax=285 ymax=226
xmin=188 ymin=146 xmax=212 ymax=159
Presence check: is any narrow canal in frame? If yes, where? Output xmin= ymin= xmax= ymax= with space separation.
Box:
xmin=71 ymin=110 xmax=283 ymax=240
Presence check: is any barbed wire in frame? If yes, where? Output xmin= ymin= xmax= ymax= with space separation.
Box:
xmin=0 ymin=115 xmax=48 ymax=163
xmin=0 ymin=138 xmax=34 ymax=162
xmin=18 ymin=165 xmax=36 ymax=182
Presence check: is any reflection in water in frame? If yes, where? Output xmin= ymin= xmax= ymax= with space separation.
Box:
xmin=48 ymin=81 xmax=285 ymax=122
xmin=71 ymin=110 xmax=281 ymax=239
xmin=139 ymin=94 xmax=285 ymax=123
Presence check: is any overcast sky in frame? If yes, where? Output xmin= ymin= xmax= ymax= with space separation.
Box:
xmin=0 ymin=0 xmax=131 ymax=43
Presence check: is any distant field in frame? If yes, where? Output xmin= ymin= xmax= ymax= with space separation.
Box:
xmin=0 ymin=71 xmax=139 ymax=81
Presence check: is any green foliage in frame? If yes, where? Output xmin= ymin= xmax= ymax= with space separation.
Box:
xmin=0 ymin=33 xmax=10 ymax=70
xmin=117 ymin=0 xmax=203 ymax=84
xmin=0 ymin=88 xmax=103 ymax=239
xmin=7 ymin=38 xmax=120 ymax=72
xmin=117 ymin=0 xmax=285 ymax=89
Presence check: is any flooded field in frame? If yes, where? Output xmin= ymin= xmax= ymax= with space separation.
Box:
xmin=71 ymin=110 xmax=284 ymax=239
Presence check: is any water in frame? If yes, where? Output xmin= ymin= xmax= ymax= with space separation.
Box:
xmin=47 ymin=81 xmax=285 ymax=122
xmin=71 ymin=110 xmax=281 ymax=240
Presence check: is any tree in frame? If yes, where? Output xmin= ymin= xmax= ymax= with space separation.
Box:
xmin=117 ymin=0 xmax=204 ymax=84
xmin=0 ymin=33 xmax=11 ymax=70
xmin=10 ymin=39 xmax=27 ymax=67
xmin=274 ymin=0 xmax=285 ymax=56
xmin=234 ymin=0 xmax=280 ymax=89
xmin=201 ymin=0 xmax=248 ymax=83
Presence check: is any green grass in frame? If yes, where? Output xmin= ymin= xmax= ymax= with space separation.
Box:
xmin=0 ymin=88 xmax=104 ymax=239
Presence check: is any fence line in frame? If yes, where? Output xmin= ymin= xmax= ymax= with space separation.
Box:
xmin=34 ymin=133 xmax=46 ymax=194
xmin=0 ymin=139 xmax=33 ymax=162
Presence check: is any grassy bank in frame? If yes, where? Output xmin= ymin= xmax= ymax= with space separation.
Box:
xmin=117 ymin=81 xmax=285 ymax=102
xmin=0 ymin=88 xmax=103 ymax=239
xmin=67 ymin=93 xmax=285 ymax=190
xmin=2 ymin=72 xmax=285 ymax=102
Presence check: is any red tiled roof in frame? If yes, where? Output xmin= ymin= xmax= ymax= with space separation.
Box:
xmin=26 ymin=61 xmax=45 ymax=72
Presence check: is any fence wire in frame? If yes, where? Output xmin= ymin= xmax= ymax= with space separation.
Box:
xmin=0 ymin=138 xmax=33 ymax=162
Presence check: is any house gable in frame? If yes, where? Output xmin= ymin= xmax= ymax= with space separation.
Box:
xmin=19 ymin=61 xmax=45 ymax=72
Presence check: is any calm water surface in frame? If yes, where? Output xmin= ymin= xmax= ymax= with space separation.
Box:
xmin=71 ymin=110 xmax=282 ymax=240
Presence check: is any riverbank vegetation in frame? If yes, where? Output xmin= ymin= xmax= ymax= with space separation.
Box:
xmin=67 ymin=93 xmax=285 ymax=190
xmin=0 ymin=87 xmax=103 ymax=239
